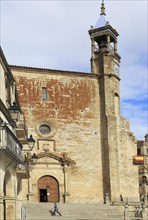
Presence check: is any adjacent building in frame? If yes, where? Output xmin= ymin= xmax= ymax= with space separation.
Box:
xmin=136 ymin=134 xmax=148 ymax=202
xmin=0 ymin=47 xmax=32 ymax=220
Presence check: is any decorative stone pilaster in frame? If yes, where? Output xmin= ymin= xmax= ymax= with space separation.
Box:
xmin=27 ymin=177 xmax=34 ymax=201
xmin=16 ymin=199 xmax=22 ymax=220
xmin=64 ymin=192 xmax=70 ymax=203
xmin=63 ymin=166 xmax=70 ymax=203
xmin=27 ymin=193 xmax=34 ymax=202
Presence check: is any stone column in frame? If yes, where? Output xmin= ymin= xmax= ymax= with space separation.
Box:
xmin=0 ymin=196 xmax=4 ymax=220
xmin=16 ymin=180 xmax=22 ymax=220
xmin=5 ymin=196 xmax=16 ymax=220
xmin=114 ymin=41 xmax=117 ymax=53
xmin=107 ymin=35 xmax=110 ymax=51
xmin=91 ymin=36 xmax=95 ymax=73
xmin=91 ymin=37 xmax=95 ymax=55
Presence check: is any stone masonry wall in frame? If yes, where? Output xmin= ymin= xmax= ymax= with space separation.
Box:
xmin=11 ymin=66 xmax=139 ymax=203
xmin=12 ymin=67 xmax=104 ymax=203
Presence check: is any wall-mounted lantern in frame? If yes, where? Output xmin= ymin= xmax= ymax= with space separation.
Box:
xmin=31 ymin=153 xmax=38 ymax=164
xmin=27 ymin=135 xmax=36 ymax=150
xmin=9 ymin=102 xmax=20 ymax=121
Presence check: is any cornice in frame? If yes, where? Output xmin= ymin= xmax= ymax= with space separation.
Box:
xmin=10 ymin=65 xmax=98 ymax=79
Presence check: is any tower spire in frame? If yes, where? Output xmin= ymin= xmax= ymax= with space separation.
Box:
xmin=100 ymin=0 xmax=106 ymax=16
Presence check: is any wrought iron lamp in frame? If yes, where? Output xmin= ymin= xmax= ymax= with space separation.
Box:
xmin=27 ymin=135 xmax=36 ymax=150
xmin=31 ymin=153 xmax=38 ymax=163
xmin=0 ymin=102 xmax=20 ymax=128
xmin=22 ymin=135 xmax=36 ymax=151
xmin=8 ymin=102 xmax=20 ymax=121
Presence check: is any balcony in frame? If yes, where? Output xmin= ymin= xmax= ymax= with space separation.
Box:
xmin=15 ymin=114 xmax=28 ymax=145
xmin=16 ymin=159 xmax=30 ymax=179
xmin=0 ymin=127 xmax=23 ymax=163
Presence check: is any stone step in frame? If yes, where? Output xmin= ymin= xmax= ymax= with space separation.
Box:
xmin=25 ymin=203 xmax=123 ymax=211
xmin=26 ymin=216 xmax=123 ymax=220
xmin=24 ymin=203 xmax=125 ymax=220
xmin=26 ymin=211 xmax=123 ymax=217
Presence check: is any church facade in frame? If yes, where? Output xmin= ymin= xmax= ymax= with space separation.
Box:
xmin=10 ymin=2 xmax=140 ymax=204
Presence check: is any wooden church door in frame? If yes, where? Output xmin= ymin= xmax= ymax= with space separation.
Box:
xmin=38 ymin=176 xmax=59 ymax=202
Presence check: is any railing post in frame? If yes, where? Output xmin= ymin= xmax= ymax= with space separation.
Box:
xmin=124 ymin=203 xmax=130 ymax=220
xmin=142 ymin=203 xmax=148 ymax=220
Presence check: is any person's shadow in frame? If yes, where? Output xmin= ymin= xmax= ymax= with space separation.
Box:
xmin=49 ymin=210 xmax=62 ymax=216
xmin=49 ymin=210 xmax=55 ymax=216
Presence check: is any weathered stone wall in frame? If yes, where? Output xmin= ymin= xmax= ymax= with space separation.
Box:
xmin=12 ymin=67 xmax=104 ymax=203
xmin=92 ymin=48 xmax=139 ymax=202
xmin=11 ymin=65 xmax=139 ymax=203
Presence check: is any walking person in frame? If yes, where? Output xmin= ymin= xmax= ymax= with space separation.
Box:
xmin=53 ymin=202 xmax=62 ymax=216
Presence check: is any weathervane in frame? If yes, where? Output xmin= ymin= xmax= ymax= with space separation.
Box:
xmin=100 ymin=0 xmax=106 ymax=16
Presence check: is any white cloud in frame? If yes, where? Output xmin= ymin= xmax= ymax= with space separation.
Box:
xmin=1 ymin=0 xmax=148 ymax=139
xmin=121 ymin=99 xmax=148 ymax=140
xmin=121 ymin=64 xmax=147 ymax=99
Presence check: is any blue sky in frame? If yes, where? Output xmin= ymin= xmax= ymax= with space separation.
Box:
xmin=1 ymin=0 xmax=148 ymax=140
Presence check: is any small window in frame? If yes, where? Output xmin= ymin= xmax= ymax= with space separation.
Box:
xmin=137 ymin=148 xmax=141 ymax=155
xmin=42 ymin=87 xmax=47 ymax=100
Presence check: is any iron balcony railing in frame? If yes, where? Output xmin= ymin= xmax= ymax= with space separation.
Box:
xmin=0 ymin=126 xmax=23 ymax=163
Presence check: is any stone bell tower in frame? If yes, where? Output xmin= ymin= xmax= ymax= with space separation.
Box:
xmin=89 ymin=1 xmax=139 ymax=202
xmin=89 ymin=0 xmax=120 ymax=77
xmin=89 ymin=0 xmax=121 ymax=116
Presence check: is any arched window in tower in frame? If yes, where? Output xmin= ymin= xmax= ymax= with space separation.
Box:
xmin=109 ymin=42 xmax=114 ymax=52
xmin=114 ymin=93 xmax=119 ymax=115
xmin=94 ymin=42 xmax=99 ymax=51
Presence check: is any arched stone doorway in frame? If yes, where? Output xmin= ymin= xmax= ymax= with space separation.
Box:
xmin=38 ymin=176 xmax=60 ymax=203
